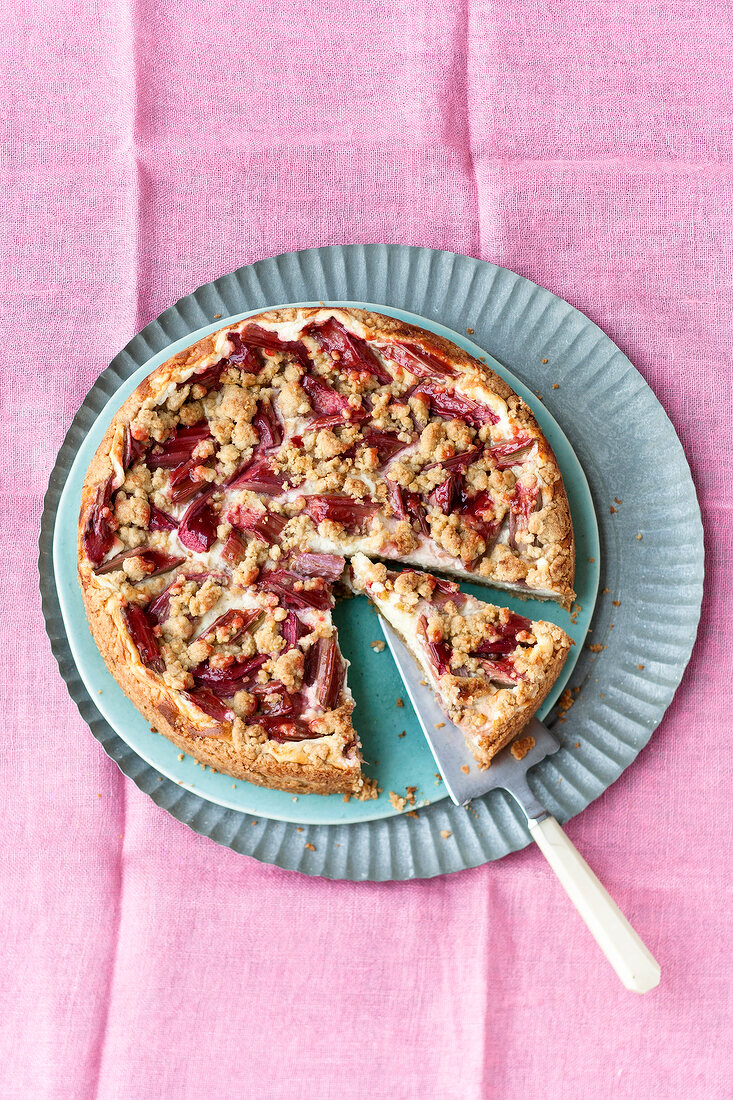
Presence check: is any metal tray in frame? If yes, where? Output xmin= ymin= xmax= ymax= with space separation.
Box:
xmin=39 ymin=244 xmax=703 ymax=879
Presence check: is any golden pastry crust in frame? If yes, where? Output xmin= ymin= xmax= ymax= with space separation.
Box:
xmin=78 ymin=306 xmax=575 ymax=795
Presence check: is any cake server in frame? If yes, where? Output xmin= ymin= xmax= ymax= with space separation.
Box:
xmin=379 ymin=616 xmax=661 ymax=995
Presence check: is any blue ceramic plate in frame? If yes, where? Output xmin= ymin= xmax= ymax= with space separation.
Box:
xmin=40 ymin=245 xmax=703 ymax=878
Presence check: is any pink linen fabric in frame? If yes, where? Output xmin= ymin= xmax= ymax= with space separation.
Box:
xmin=2 ymin=0 xmax=732 ymax=1096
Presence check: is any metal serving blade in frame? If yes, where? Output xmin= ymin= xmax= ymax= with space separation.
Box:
xmin=378 ymin=617 xmax=663 ymax=994
xmin=379 ymin=616 xmax=559 ymax=822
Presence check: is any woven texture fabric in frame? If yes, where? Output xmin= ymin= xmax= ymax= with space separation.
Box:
xmin=2 ymin=1 xmax=732 ymax=1097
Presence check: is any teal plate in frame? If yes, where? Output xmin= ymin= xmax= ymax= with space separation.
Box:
xmin=39 ymin=245 xmax=703 ymax=877
xmin=51 ymin=302 xmax=598 ymax=825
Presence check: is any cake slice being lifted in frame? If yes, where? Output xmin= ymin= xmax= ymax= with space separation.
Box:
xmin=350 ymin=553 xmax=571 ymax=767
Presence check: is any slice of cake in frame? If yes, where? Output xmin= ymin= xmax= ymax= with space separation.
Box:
xmin=351 ymin=553 xmax=571 ymax=767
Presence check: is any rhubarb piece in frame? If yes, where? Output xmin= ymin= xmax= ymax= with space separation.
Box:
xmin=417 ymin=613 xmax=452 ymax=677
xmin=470 ymin=612 xmax=532 ymax=659
xmin=168 ymin=458 xmax=211 ymax=504
xmin=303 ymin=639 xmax=320 ymax=687
xmin=192 ymin=654 xmax=268 ymax=697
xmin=510 ymin=481 xmax=540 ymax=520
xmin=311 ymin=637 xmax=345 ymax=710
xmin=266 ymin=719 xmax=321 ymax=743
xmin=291 ymin=553 xmax=346 ymax=582
xmin=386 ymin=479 xmax=407 ymax=520
xmin=386 ymin=479 xmax=431 ymax=535
xmin=252 ymin=398 xmax=282 ymax=451
xmin=431 ymin=577 xmax=468 ymax=609
xmin=423 ymin=444 xmax=482 ymax=473
xmin=185 ymin=360 xmax=228 ymax=393
xmin=239 ymin=324 xmax=311 ymax=369
xmin=379 ymin=342 xmax=459 ymax=379
xmin=471 ymin=638 xmax=517 ymax=657
xmin=228 ymin=456 xmax=285 ymax=495
xmin=428 ymin=473 xmax=465 ymax=515
xmin=309 ymin=318 xmax=392 ymax=384
xmin=183 ymin=688 xmax=235 ymax=724
xmin=489 ymin=434 xmax=535 ymax=469
xmin=178 ymin=490 xmax=219 ymax=553
xmin=148 ymin=504 xmax=178 ymax=532
xmin=255 ymin=689 xmax=307 ymax=726
xmin=94 ymin=548 xmax=184 ymax=578
xmin=474 ymin=658 xmax=522 ymax=686
xmin=249 ymin=681 xmax=287 ymax=697
xmin=405 ymin=491 xmax=430 ymax=535
xmin=463 ymin=514 xmax=502 ymax=556
xmin=356 ymin=428 xmax=412 ymax=466
xmin=301 ymin=373 xmax=352 ymax=416
xmin=259 ymin=570 xmax=333 ymax=611
xmin=300 ymin=376 xmax=370 ymax=430
xmin=221 ymin=531 xmax=247 ymax=565
xmin=461 ymin=489 xmax=494 ymax=520
xmin=413 ymin=382 xmax=500 ymax=428
xmin=303 ymin=495 xmax=378 ymax=531
xmin=122 ymin=604 xmax=164 ymax=673
xmin=508 ymin=481 xmax=541 ymax=550
xmin=282 ymin=611 xmax=308 ymax=649
xmin=123 ymin=428 xmax=148 ymax=471
xmin=146 ymin=584 xmax=176 ymax=625
xmin=459 ymin=490 xmax=502 ymax=551
xmin=224 ymin=332 xmax=261 ymax=373
xmin=147 ymin=422 xmax=211 ymax=470
xmin=228 ymin=507 xmax=287 ymax=546
xmin=198 ymin=608 xmax=262 ymax=644
xmin=83 ymin=477 xmax=117 ymax=565
xmin=306 ymin=409 xmax=370 ymax=432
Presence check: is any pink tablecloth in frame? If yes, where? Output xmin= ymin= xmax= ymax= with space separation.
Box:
xmin=2 ymin=1 xmax=732 ymax=1096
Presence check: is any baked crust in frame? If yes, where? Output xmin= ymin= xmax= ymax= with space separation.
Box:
xmin=78 ymin=306 xmax=576 ymax=795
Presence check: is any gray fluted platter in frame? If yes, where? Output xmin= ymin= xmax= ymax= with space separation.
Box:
xmin=39 ymin=244 xmax=703 ymax=880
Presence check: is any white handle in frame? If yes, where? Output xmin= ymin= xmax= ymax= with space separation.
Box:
xmin=529 ymin=815 xmax=661 ymax=994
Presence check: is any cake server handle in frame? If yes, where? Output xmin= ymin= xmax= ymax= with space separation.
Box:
xmin=528 ymin=814 xmax=661 ymax=993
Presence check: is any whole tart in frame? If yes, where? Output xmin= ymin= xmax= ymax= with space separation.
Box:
xmin=78 ymin=307 xmax=575 ymax=796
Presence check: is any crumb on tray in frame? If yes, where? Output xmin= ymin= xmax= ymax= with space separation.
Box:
xmin=511 ymin=735 xmax=536 ymax=761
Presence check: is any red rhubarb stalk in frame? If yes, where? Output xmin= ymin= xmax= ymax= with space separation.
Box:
xmin=122 ymin=604 xmax=164 ymax=673
xmin=309 ymin=318 xmax=392 ymax=384
xmin=413 ymin=382 xmax=500 ymax=427
xmin=379 ymin=342 xmax=459 ymax=379
xmin=95 ymin=548 xmax=184 ymax=578
xmin=83 ymin=477 xmax=117 ymax=565
xmin=178 ymin=490 xmax=219 ymax=553
xmin=303 ymin=495 xmax=378 ymax=530
xmin=291 ymin=553 xmax=345 ymax=582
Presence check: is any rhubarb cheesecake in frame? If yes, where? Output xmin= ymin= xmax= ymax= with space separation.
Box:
xmin=78 ymin=307 xmax=574 ymax=796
